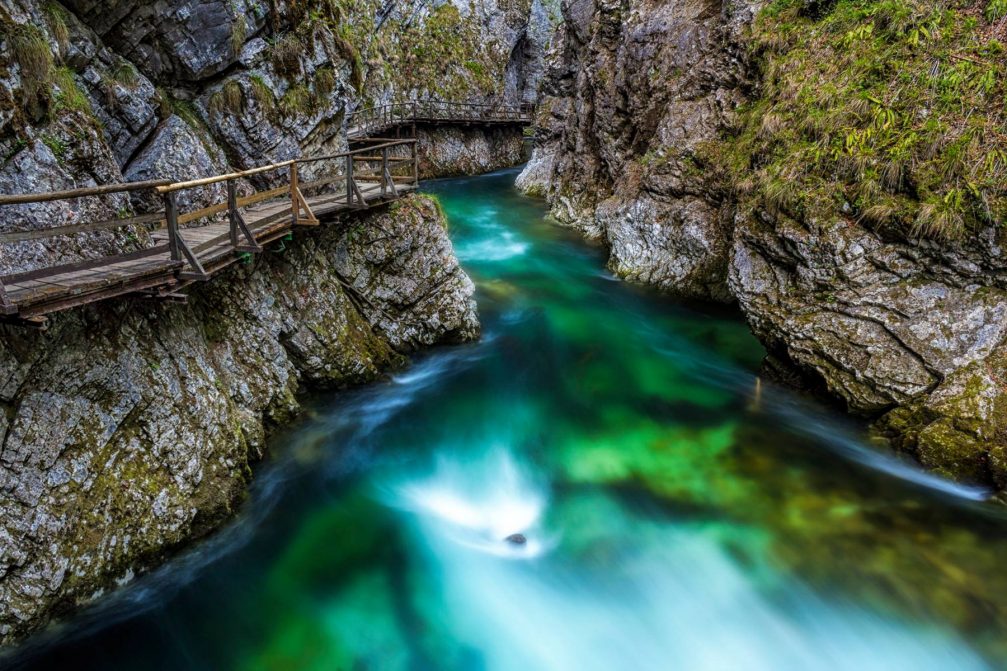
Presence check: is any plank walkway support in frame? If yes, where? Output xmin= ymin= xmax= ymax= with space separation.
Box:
xmin=228 ymin=180 xmax=261 ymax=253
xmin=0 ymin=101 xmax=535 ymax=327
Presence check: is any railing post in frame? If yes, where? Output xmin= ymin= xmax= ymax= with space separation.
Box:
xmin=290 ymin=162 xmax=299 ymax=226
xmin=164 ymin=191 xmax=180 ymax=262
xmin=227 ymin=179 xmax=239 ymax=248
xmin=346 ymin=154 xmax=354 ymax=206
xmin=411 ymin=140 xmax=418 ymax=185
xmin=381 ymin=147 xmax=388 ymax=198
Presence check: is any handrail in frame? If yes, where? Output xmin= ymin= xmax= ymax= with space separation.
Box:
xmin=0 ymin=98 xmax=520 ymax=322
xmin=157 ymin=161 xmax=296 ymax=194
xmin=0 ymin=179 xmax=173 ymax=205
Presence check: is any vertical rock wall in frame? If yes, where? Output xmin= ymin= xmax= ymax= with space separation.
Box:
xmin=519 ymin=0 xmax=1007 ymax=490
xmin=0 ymin=195 xmax=478 ymax=645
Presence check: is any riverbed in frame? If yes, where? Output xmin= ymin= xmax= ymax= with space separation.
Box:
xmin=7 ymin=168 xmax=1007 ymax=670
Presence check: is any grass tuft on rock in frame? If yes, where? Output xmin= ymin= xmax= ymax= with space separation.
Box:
xmin=43 ymin=1 xmax=70 ymax=56
xmin=708 ymin=0 xmax=1007 ymax=242
xmin=209 ymin=79 xmax=246 ymax=116
xmin=10 ymin=24 xmax=54 ymax=114
xmin=271 ymin=34 xmax=303 ymax=78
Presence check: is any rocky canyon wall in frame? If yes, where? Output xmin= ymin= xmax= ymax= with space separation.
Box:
xmin=520 ymin=0 xmax=1007 ymax=490
xmin=0 ymin=194 xmax=478 ymax=645
xmin=0 ymin=0 xmax=553 ymax=646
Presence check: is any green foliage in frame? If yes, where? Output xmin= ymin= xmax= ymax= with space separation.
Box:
xmin=10 ymin=23 xmax=54 ymax=114
xmin=231 ymin=14 xmax=248 ymax=56
xmin=313 ymin=66 xmax=335 ymax=99
xmin=709 ymin=0 xmax=1007 ymax=241
xmin=333 ymin=27 xmax=364 ymax=92
xmin=111 ymin=61 xmax=140 ymax=89
xmin=986 ymin=0 xmax=1007 ymax=21
xmin=279 ymin=83 xmax=312 ymax=116
xmin=52 ymin=66 xmax=93 ymax=116
xmin=389 ymin=3 xmax=504 ymax=97
xmin=270 ymin=34 xmax=303 ymax=78
xmin=40 ymin=132 xmax=67 ymax=160
xmin=43 ymin=1 xmax=70 ymax=56
xmin=169 ymin=96 xmax=209 ymax=132
xmin=209 ymin=79 xmax=245 ymax=116
xmin=249 ymin=74 xmax=276 ymax=113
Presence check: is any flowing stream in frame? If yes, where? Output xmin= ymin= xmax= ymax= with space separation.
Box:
xmin=8 ymin=168 xmax=1007 ymax=670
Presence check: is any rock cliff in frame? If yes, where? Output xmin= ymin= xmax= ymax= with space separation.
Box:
xmin=0 ymin=0 xmax=547 ymax=646
xmin=0 ymin=194 xmax=477 ymax=645
xmin=520 ymin=0 xmax=1007 ymax=489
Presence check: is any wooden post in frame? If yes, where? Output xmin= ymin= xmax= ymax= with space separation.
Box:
xmin=411 ymin=141 xmax=419 ymax=185
xmin=227 ymin=179 xmax=239 ymax=248
xmin=381 ymin=147 xmax=388 ymax=198
xmin=346 ymin=154 xmax=354 ymax=206
xmin=290 ymin=162 xmax=299 ymax=227
xmin=164 ymin=191 xmax=180 ymax=262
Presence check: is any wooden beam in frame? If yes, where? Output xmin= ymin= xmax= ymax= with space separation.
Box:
xmin=0 ymin=179 xmax=172 ymax=205
xmin=0 ymin=278 xmax=15 ymax=315
xmin=165 ymin=192 xmax=181 ymax=262
xmin=158 ymin=160 xmax=296 ymax=194
xmin=0 ymin=212 xmax=165 ymax=243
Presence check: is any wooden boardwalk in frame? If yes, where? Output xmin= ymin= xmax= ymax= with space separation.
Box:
xmin=347 ymin=101 xmax=534 ymax=140
xmin=0 ymin=140 xmax=418 ymax=326
xmin=0 ymin=101 xmax=533 ymax=328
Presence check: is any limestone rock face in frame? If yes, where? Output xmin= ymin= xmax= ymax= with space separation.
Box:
xmin=123 ymin=115 xmax=231 ymax=213
xmin=416 ymin=126 xmax=526 ymax=179
xmin=521 ymin=0 xmax=1007 ymax=489
xmin=61 ymin=0 xmax=264 ymax=82
xmin=518 ymin=0 xmax=760 ymax=300
xmin=335 ymin=198 xmax=480 ymax=350
xmin=0 ymin=194 xmax=476 ymax=645
xmin=729 ymin=211 xmax=1007 ymax=413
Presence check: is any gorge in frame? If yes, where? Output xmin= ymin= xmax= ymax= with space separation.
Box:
xmin=2 ymin=0 xmax=1007 ymax=667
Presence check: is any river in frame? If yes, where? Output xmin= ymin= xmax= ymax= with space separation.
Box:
xmin=7 ymin=168 xmax=1007 ymax=670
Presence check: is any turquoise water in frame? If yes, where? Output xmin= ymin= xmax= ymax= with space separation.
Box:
xmin=8 ymin=168 xmax=1007 ymax=670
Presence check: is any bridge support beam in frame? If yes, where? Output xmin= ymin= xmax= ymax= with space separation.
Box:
xmin=228 ymin=180 xmax=262 ymax=252
xmin=163 ymin=191 xmax=208 ymax=280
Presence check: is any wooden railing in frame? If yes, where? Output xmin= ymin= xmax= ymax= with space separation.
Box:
xmin=0 ymin=139 xmax=419 ymax=321
xmin=347 ymin=101 xmax=536 ymax=139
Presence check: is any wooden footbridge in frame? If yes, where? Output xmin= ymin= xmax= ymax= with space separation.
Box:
xmin=347 ymin=101 xmax=535 ymax=141
xmin=0 ymin=101 xmax=534 ymax=328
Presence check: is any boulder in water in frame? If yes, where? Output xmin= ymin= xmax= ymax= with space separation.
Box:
xmin=505 ymin=533 xmax=527 ymax=546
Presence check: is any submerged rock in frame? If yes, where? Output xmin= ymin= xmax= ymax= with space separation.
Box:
xmin=505 ymin=533 xmax=528 ymax=546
